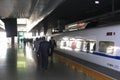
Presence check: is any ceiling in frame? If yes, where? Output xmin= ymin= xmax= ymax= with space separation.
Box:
xmin=0 ymin=0 xmax=64 ymax=31
xmin=32 ymin=0 xmax=120 ymax=31
xmin=43 ymin=0 xmax=120 ymax=24
xmin=0 ymin=0 xmax=120 ymax=32
xmin=0 ymin=0 xmax=63 ymax=18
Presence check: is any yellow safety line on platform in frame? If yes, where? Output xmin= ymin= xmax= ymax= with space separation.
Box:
xmin=54 ymin=54 xmax=112 ymax=80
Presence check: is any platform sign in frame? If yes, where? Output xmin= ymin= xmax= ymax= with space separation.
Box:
xmin=65 ymin=22 xmax=88 ymax=31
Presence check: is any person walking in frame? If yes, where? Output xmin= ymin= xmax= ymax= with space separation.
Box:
xmin=34 ymin=37 xmax=42 ymax=63
xmin=38 ymin=37 xmax=50 ymax=70
xmin=34 ymin=38 xmax=39 ymax=54
xmin=49 ymin=37 xmax=56 ymax=63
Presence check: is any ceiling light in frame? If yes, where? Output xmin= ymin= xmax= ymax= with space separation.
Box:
xmin=17 ymin=18 xmax=28 ymax=24
xmin=95 ymin=1 xmax=99 ymax=4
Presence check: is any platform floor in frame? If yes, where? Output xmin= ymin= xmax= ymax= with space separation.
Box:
xmin=0 ymin=43 xmax=95 ymax=80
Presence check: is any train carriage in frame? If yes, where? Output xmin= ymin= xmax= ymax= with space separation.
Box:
xmin=53 ymin=24 xmax=120 ymax=72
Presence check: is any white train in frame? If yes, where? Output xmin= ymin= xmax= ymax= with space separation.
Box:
xmin=53 ymin=23 xmax=120 ymax=72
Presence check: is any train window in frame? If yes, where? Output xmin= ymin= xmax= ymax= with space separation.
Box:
xmin=81 ymin=40 xmax=96 ymax=52
xmin=56 ymin=40 xmax=61 ymax=48
xmin=82 ymin=41 xmax=87 ymax=52
xmin=76 ymin=40 xmax=83 ymax=49
xmin=66 ymin=41 xmax=70 ymax=47
xmin=60 ymin=41 xmax=66 ymax=48
xmin=89 ymin=41 xmax=96 ymax=52
xmin=99 ymin=41 xmax=114 ymax=54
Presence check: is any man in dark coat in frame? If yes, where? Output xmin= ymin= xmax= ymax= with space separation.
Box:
xmin=49 ymin=37 xmax=56 ymax=63
xmin=38 ymin=37 xmax=50 ymax=70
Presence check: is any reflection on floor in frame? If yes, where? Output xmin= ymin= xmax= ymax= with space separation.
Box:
xmin=0 ymin=43 xmax=95 ymax=80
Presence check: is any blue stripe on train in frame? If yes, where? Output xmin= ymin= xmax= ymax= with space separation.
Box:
xmin=92 ymin=52 xmax=120 ymax=60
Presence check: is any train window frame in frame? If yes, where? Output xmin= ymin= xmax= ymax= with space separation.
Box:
xmin=88 ymin=41 xmax=96 ymax=53
xmin=99 ymin=41 xmax=114 ymax=54
xmin=81 ymin=40 xmax=96 ymax=53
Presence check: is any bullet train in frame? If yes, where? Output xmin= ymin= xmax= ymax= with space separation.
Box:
xmin=53 ymin=23 xmax=120 ymax=72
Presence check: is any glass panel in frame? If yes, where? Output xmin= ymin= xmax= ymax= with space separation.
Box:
xmin=85 ymin=41 xmax=96 ymax=53
xmin=82 ymin=41 xmax=87 ymax=52
xmin=99 ymin=41 xmax=114 ymax=54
